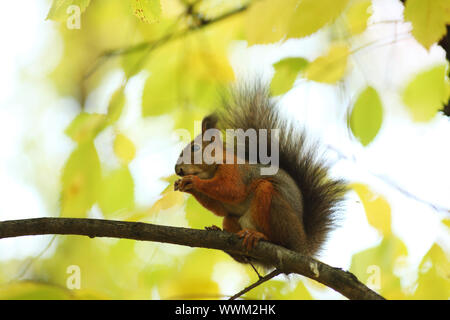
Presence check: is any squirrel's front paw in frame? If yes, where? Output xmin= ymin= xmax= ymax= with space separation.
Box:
xmin=174 ymin=176 xmax=195 ymax=192
xmin=237 ymin=229 xmax=268 ymax=251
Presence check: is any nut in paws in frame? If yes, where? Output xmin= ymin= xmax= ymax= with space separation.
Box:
xmin=174 ymin=176 xmax=194 ymax=192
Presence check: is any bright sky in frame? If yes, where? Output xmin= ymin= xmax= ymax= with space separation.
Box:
xmin=0 ymin=0 xmax=448 ymax=299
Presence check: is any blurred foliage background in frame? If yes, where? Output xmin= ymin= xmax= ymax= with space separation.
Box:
xmin=0 ymin=0 xmax=449 ymax=299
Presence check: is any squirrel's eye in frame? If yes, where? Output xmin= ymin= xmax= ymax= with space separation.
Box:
xmin=191 ymin=144 xmax=201 ymax=152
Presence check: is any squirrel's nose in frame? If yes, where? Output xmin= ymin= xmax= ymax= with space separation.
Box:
xmin=175 ymin=165 xmax=184 ymax=176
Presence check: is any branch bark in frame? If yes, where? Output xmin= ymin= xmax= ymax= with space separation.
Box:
xmin=0 ymin=217 xmax=384 ymax=300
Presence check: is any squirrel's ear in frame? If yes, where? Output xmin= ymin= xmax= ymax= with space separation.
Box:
xmin=202 ymin=114 xmax=218 ymax=133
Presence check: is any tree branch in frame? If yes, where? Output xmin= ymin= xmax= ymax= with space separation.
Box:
xmin=83 ymin=4 xmax=249 ymax=79
xmin=0 ymin=217 xmax=384 ymax=300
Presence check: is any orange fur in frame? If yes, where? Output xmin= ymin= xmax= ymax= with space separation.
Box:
xmin=250 ymin=179 xmax=274 ymax=239
xmin=191 ymin=164 xmax=248 ymax=204
xmin=223 ymin=215 xmax=241 ymax=233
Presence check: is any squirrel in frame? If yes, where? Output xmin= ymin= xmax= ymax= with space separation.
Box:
xmin=174 ymin=83 xmax=347 ymax=265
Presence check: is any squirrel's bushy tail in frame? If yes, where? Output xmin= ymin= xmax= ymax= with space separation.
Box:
xmin=216 ymin=82 xmax=347 ymax=255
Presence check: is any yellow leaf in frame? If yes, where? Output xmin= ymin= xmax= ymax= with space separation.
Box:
xmin=159 ymin=250 xmax=221 ymax=299
xmin=351 ymin=183 xmax=391 ymax=236
xmin=350 ymin=235 xmax=408 ymax=298
xmin=161 ymin=174 xmax=179 ymax=185
xmin=98 ymin=166 xmax=135 ymax=216
xmin=46 ymin=0 xmax=91 ymax=22
xmin=345 ymin=0 xmax=372 ymax=35
xmin=142 ymin=56 xmax=178 ymax=117
xmin=404 ymin=0 xmax=450 ymax=50
xmin=246 ymin=280 xmax=287 ymax=300
xmin=160 ymin=0 xmax=185 ymax=18
xmin=132 ymin=0 xmax=161 ymax=24
xmin=245 ymin=0 xmax=298 ymax=45
xmin=304 ymin=44 xmax=350 ymax=83
xmin=148 ymin=191 xmax=185 ymax=215
xmin=246 ymin=0 xmax=349 ymax=44
xmin=0 ymin=281 xmax=72 ymax=300
xmin=285 ymin=281 xmax=313 ymax=299
xmin=73 ymin=289 xmax=110 ymax=300
xmin=160 ymin=174 xmax=180 ymax=195
xmin=183 ymin=19 xmax=237 ymax=82
xmin=413 ymin=244 xmax=450 ymax=299
xmin=141 ymin=20 xmax=237 ymax=117
xmin=114 ymin=133 xmax=136 ymax=165
xmin=402 ymin=64 xmax=450 ymax=122
xmin=61 ymin=142 xmax=101 ymax=217
xmin=288 ymin=0 xmax=350 ymax=39
xmin=187 ymin=50 xmax=235 ymax=82
xmin=160 ymin=277 xmax=218 ymax=300
xmin=195 ymin=0 xmax=246 ymax=21
xmin=49 ymin=0 xmax=134 ymax=98
xmin=443 ymin=218 xmax=450 ymax=229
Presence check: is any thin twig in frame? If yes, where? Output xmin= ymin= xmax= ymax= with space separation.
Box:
xmin=229 ymin=269 xmax=283 ymax=300
xmin=15 ymin=235 xmax=57 ymax=280
xmin=249 ymin=261 xmax=263 ymax=279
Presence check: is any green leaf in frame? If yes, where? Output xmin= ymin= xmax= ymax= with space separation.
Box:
xmin=131 ymin=0 xmax=162 ymax=24
xmin=121 ymin=49 xmax=150 ymax=79
xmin=141 ymin=57 xmax=221 ymax=117
xmin=142 ymin=71 xmax=177 ymax=117
xmin=350 ymin=86 xmax=383 ymax=146
xmin=65 ymin=112 xmax=107 ymax=143
xmin=404 ymin=0 xmax=450 ymax=50
xmin=304 ymin=44 xmax=350 ymax=83
xmin=402 ymin=64 xmax=450 ymax=122
xmin=345 ymin=0 xmax=372 ymax=35
xmin=46 ymin=0 xmax=91 ymax=22
xmin=141 ymin=44 xmax=181 ymax=117
xmin=288 ymin=0 xmax=350 ymax=39
xmin=107 ymin=87 xmax=126 ymax=124
xmin=114 ymin=133 xmax=136 ymax=165
xmin=98 ymin=166 xmax=135 ymax=217
xmin=61 ymin=142 xmax=101 ymax=217
xmin=271 ymin=57 xmax=309 ymax=95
